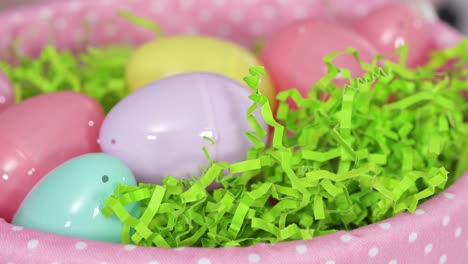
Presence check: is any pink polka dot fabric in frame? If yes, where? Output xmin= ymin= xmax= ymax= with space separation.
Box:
xmin=0 ymin=0 xmax=466 ymax=263
xmin=1 ymin=174 xmax=467 ymax=264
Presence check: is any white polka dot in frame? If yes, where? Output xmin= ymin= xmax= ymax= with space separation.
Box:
xmin=68 ymin=1 xmax=82 ymax=13
xmin=296 ymin=244 xmax=307 ymax=254
xmin=443 ymin=192 xmax=455 ymax=199
xmin=440 ymin=255 xmax=447 ymax=264
xmin=100 ymin=262 xmax=108 ymax=264
xmin=455 ymin=227 xmax=462 ymax=238
xmin=379 ymin=222 xmax=391 ymax=230
xmin=2 ymin=173 xmax=9 ymax=180
xmin=368 ymin=247 xmax=379 ymax=257
xmin=326 ymin=261 xmax=336 ymax=264
xmin=424 ymin=243 xmax=433 ymax=254
xmin=466 ymin=241 xmax=468 ymax=247
xmin=174 ymin=247 xmax=185 ymax=251
xmin=442 ymin=216 xmax=450 ymax=226
xmin=212 ymin=0 xmax=225 ymax=6
xmin=248 ymin=254 xmax=260 ymax=263
xmin=230 ymin=9 xmax=244 ymax=23
xmin=414 ymin=209 xmax=425 ymax=215
xmin=12 ymin=226 xmax=23 ymax=231
xmin=51 ymin=261 xmax=60 ymax=264
xmin=178 ymin=0 xmax=193 ymax=9
xmin=340 ymin=234 xmax=352 ymax=243
xmin=124 ymin=244 xmax=136 ymax=251
xmin=10 ymin=12 xmax=24 ymax=25
xmin=198 ymin=258 xmax=211 ymax=264
xmin=198 ymin=9 xmax=213 ymax=23
xmin=88 ymin=120 xmax=95 ymax=127
xmin=39 ymin=7 xmax=53 ymax=20
xmin=27 ymin=239 xmax=39 ymax=249
xmin=148 ymin=261 xmax=159 ymax=264
xmin=104 ymin=24 xmax=117 ymax=37
xmin=262 ymin=5 xmax=276 ymax=19
xmin=75 ymin=241 xmax=87 ymax=250
xmin=333 ymin=72 xmax=344 ymax=80
xmin=408 ymin=232 xmax=418 ymax=243
xmin=389 ymin=259 xmax=398 ymax=264
xmin=0 ymin=96 xmax=5 ymax=104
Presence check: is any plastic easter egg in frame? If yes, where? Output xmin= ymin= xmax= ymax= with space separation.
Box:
xmin=0 ymin=70 xmax=14 ymax=111
xmin=126 ymin=35 xmax=277 ymax=108
xmin=100 ymin=72 xmax=268 ymax=184
xmin=260 ymin=19 xmax=377 ymax=100
xmin=0 ymin=92 xmax=104 ymax=222
xmin=431 ymin=20 xmax=463 ymax=50
xmin=13 ymin=153 xmax=139 ymax=243
xmin=353 ymin=3 xmax=433 ymax=67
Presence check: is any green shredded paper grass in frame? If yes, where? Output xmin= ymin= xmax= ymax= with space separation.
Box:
xmin=1 ymin=22 xmax=468 ymax=248
xmin=0 ymin=44 xmax=133 ymax=113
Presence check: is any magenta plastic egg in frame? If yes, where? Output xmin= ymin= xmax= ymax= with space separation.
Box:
xmin=99 ymin=72 xmax=267 ymax=184
xmin=260 ymin=19 xmax=377 ymax=100
xmin=353 ymin=3 xmax=433 ymax=67
xmin=0 ymin=70 xmax=14 ymax=112
xmin=0 ymin=92 xmax=104 ymax=222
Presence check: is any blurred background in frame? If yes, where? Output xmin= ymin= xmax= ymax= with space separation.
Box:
xmin=436 ymin=0 xmax=467 ymax=33
xmin=0 ymin=0 xmax=467 ymax=35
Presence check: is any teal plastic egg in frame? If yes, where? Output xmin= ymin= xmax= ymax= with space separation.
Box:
xmin=12 ymin=153 xmax=139 ymax=243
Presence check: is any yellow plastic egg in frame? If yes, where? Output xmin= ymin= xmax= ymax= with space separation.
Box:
xmin=125 ymin=35 xmax=277 ymax=107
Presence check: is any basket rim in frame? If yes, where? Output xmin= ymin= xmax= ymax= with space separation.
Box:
xmin=0 ymin=1 xmax=467 ymax=263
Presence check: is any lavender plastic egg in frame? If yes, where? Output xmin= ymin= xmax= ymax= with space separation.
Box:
xmin=99 ymin=72 xmax=267 ymax=184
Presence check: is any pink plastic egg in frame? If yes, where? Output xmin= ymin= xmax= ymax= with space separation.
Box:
xmin=260 ymin=19 xmax=377 ymax=101
xmin=0 ymin=91 xmax=104 ymax=222
xmin=353 ymin=3 xmax=433 ymax=67
xmin=0 ymin=70 xmax=14 ymax=112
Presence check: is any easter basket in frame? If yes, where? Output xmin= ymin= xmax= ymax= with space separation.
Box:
xmin=1 ymin=0 xmax=468 ymax=264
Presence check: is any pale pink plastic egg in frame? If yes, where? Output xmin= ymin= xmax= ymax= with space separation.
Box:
xmin=0 ymin=92 xmax=104 ymax=222
xmin=353 ymin=3 xmax=433 ymax=67
xmin=260 ymin=19 xmax=378 ymax=101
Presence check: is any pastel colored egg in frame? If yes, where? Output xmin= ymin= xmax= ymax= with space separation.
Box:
xmin=100 ymin=72 xmax=268 ymax=184
xmin=0 ymin=91 xmax=104 ymax=222
xmin=260 ymin=19 xmax=377 ymax=101
xmin=0 ymin=70 xmax=14 ymax=111
xmin=126 ymin=35 xmax=277 ymax=109
xmin=353 ymin=3 xmax=433 ymax=67
xmin=13 ymin=153 xmax=139 ymax=243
